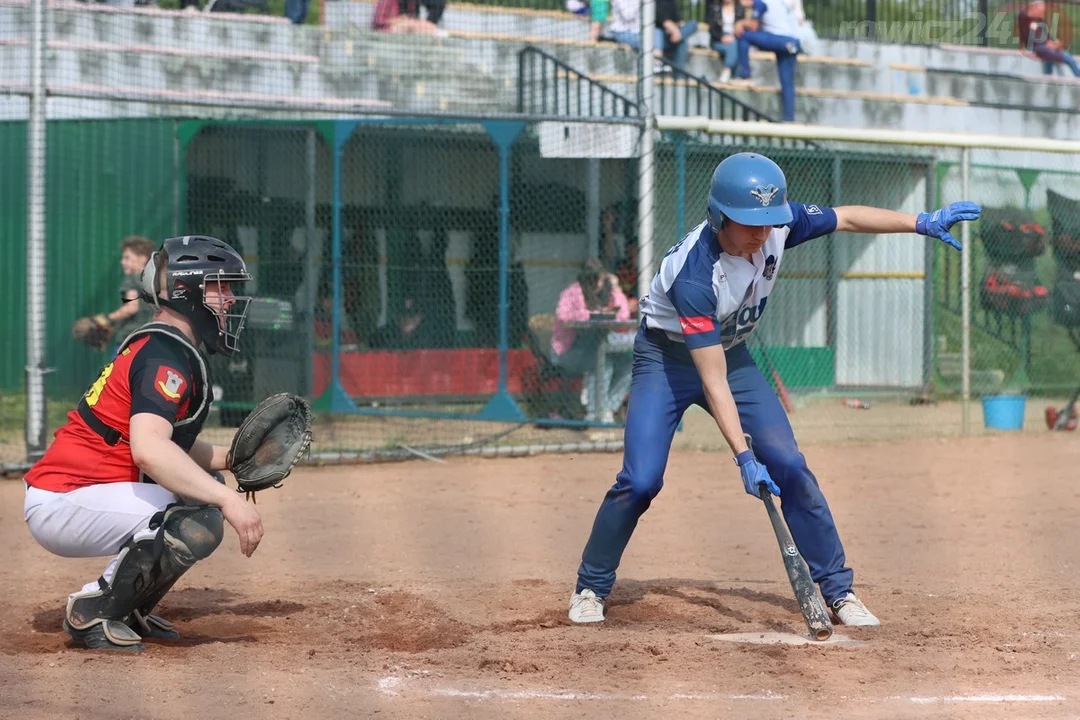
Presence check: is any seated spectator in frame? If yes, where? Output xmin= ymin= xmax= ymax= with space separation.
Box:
xmin=285 ymin=0 xmax=309 ymax=24
xmin=707 ymin=0 xmax=739 ymax=82
xmin=735 ymin=0 xmax=801 ymax=121
xmin=590 ymin=0 xmax=641 ymax=48
xmin=550 ymin=258 xmax=633 ymax=423
xmin=567 ymin=0 xmax=591 ymax=16
xmin=372 ymin=0 xmax=448 ymax=36
xmin=1017 ymin=0 xmax=1080 ymax=77
xmin=656 ymin=0 xmax=699 ymax=71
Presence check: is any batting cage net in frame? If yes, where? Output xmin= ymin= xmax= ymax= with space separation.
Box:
xmin=4 ymin=0 xmax=1080 ymax=468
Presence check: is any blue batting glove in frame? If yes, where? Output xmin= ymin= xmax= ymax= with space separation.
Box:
xmin=916 ymin=201 xmax=982 ymax=252
xmin=735 ymin=450 xmax=781 ymax=498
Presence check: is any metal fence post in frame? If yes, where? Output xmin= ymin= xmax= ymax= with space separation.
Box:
xmin=25 ymin=0 xmax=47 ymax=463
xmin=638 ymin=0 xmax=656 ymax=299
xmin=960 ymin=146 xmax=971 ymax=434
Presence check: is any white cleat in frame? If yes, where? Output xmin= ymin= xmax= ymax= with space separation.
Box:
xmin=569 ymin=589 xmax=606 ymax=623
xmin=830 ymin=592 xmax=880 ymax=626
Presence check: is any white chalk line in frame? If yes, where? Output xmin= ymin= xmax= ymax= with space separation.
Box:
xmin=903 ymin=695 xmax=1066 ymax=704
xmin=377 ymin=676 xmax=1065 ymax=705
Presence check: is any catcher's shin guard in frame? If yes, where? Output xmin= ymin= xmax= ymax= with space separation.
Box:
xmin=66 ymin=504 xmax=224 ymax=648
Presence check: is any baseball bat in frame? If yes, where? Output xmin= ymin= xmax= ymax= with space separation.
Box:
xmin=758 ymin=486 xmax=833 ymax=641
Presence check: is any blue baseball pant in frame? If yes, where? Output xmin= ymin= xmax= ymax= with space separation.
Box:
xmin=575 ymin=324 xmax=854 ymax=605
xmin=736 ymin=31 xmax=800 ymax=122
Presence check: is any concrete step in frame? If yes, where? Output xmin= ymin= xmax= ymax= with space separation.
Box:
xmin=0 ymin=42 xmax=330 ymax=98
xmin=919 ymin=67 xmax=1080 ymax=113
xmin=814 ymin=39 xmax=1053 ymax=77
xmin=717 ymin=82 xmax=1080 ymax=137
xmin=0 ymin=0 xmax=313 ymax=55
xmin=0 ymin=42 xmax=512 ymax=113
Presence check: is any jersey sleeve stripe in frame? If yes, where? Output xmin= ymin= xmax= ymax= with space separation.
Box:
xmin=678 ymin=316 xmax=716 ymax=334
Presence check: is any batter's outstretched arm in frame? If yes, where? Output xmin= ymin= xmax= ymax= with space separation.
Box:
xmin=833 ymin=206 xmax=916 ymax=234
xmin=689 ymin=344 xmax=749 ymax=456
xmin=833 ymin=201 xmax=981 ymax=252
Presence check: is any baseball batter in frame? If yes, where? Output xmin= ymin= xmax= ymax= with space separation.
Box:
xmin=23 ymin=235 xmax=264 ymax=652
xmin=568 ymin=153 xmax=981 ymax=626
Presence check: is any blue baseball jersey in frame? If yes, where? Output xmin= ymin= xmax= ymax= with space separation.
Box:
xmin=639 ymin=201 xmax=837 ymax=351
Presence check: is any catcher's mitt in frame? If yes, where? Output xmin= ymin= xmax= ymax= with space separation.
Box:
xmin=227 ymin=392 xmax=313 ymax=499
xmin=71 ymin=314 xmax=113 ymax=351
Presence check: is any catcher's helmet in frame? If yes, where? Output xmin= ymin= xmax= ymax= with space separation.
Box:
xmin=140 ymin=235 xmax=252 ymax=356
xmin=707 ymin=153 xmax=793 ymax=230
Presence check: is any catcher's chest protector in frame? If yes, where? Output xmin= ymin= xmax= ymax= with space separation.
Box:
xmin=84 ymin=323 xmax=212 ymax=455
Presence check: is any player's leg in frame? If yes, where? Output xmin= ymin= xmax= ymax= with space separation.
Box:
xmin=572 ymin=328 xmax=703 ymax=622
xmin=25 ymin=482 xmax=224 ymax=649
xmin=65 ymin=502 xmax=225 ymax=651
xmin=774 ymin=50 xmax=798 ymax=122
xmin=24 ymin=481 xmax=180 ymax=558
xmin=724 ymin=344 xmax=879 ymax=626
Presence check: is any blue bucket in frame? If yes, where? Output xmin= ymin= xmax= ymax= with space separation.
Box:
xmin=981 ymin=394 xmax=1026 ymax=431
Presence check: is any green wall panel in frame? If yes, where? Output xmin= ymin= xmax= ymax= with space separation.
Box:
xmin=0 ymin=119 xmax=177 ymax=394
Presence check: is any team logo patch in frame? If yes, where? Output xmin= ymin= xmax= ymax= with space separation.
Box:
xmin=154 ymin=366 xmax=186 ymax=402
xmin=806 ymin=204 xmax=822 ymax=215
xmin=763 ymin=255 xmax=777 ymax=281
xmin=679 ymin=316 xmax=716 ymax=335
xmin=750 ymin=184 xmax=780 ymax=207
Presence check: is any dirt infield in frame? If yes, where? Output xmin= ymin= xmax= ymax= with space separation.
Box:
xmin=2 ymin=432 xmax=1080 ymax=719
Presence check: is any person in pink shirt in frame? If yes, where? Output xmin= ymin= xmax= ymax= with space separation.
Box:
xmin=551 ymin=258 xmax=634 ymax=423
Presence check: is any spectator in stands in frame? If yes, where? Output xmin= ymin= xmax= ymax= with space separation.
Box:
xmin=372 ymin=0 xmax=449 ymax=36
xmin=1017 ymin=0 xmax=1080 ymax=77
xmin=656 ymin=0 xmax=699 ymax=71
xmin=707 ymin=0 xmax=740 ymax=82
xmin=286 ymin=0 xmax=309 ymax=24
xmin=734 ymin=0 xmax=801 ymax=121
xmin=589 ymin=0 xmax=639 ymax=47
xmin=551 ymin=258 xmax=633 ymax=423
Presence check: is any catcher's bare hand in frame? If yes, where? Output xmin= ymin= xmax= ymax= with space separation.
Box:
xmin=222 ymin=495 xmax=264 ymax=557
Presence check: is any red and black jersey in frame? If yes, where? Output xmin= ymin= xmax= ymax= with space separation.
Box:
xmin=25 ymin=328 xmax=208 ymax=493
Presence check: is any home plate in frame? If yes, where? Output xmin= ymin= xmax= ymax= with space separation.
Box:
xmin=708 ymin=631 xmax=866 ymax=646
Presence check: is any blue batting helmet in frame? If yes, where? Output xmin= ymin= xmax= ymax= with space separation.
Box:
xmin=707 ymin=153 xmax=793 ymax=229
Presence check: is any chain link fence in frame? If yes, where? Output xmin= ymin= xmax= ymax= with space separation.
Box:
xmin=653 ymin=132 xmax=950 ymax=443
xmin=936 ymin=157 xmax=1080 ymax=415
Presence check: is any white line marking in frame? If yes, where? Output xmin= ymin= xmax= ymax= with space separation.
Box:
xmin=905 ymin=695 xmax=1065 ymax=704
xmin=379 ymin=676 xmax=1064 ymax=705
xmin=432 ymin=688 xmax=786 ymax=701
xmin=377 ymin=676 xmax=402 ymax=696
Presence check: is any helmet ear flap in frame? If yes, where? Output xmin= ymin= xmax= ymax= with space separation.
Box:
xmin=140 ymin=248 xmax=164 ymax=309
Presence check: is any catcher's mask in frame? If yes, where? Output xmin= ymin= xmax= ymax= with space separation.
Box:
xmin=140 ymin=236 xmax=253 ymax=356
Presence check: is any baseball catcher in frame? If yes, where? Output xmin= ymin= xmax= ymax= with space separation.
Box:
xmin=23 ymin=235 xmax=312 ymax=652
